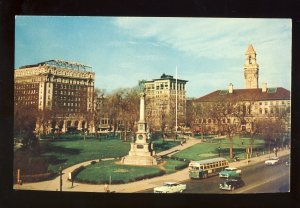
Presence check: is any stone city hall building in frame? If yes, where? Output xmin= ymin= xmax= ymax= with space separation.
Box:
xmin=191 ymin=44 xmax=291 ymax=134
xmin=14 ymin=59 xmax=95 ymax=134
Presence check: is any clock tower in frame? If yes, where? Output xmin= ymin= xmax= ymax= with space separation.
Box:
xmin=122 ymin=93 xmax=158 ymax=166
xmin=244 ymin=44 xmax=259 ymax=89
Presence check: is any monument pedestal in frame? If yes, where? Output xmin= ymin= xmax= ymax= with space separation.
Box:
xmin=122 ymin=142 xmax=158 ymax=166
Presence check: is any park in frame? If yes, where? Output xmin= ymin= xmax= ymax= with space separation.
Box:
xmin=14 ymin=131 xmax=273 ymax=186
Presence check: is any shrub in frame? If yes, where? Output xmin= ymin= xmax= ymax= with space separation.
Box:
xmin=69 ymin=165 xmax=85 ymax=181
xmin=174 ymin=162 xmax=189 ymax=170
xmin=18 ymin=172 xmax=57 ymax=183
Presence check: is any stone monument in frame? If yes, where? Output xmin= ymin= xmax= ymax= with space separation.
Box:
xmin=122 ymin=93 xmax=158 ymax=166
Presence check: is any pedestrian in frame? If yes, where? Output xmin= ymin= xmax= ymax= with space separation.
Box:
xmin=104 ymin=183 xmax=109 ymax=193
xmin=180 ymin=141 xmax=183 ymax=146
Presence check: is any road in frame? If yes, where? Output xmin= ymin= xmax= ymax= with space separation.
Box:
xmin=138 ymin=155 xmax=290 ymax=193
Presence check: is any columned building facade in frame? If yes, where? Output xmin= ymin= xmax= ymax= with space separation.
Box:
xmin=14 ymin=59 xmax=95 ymax=134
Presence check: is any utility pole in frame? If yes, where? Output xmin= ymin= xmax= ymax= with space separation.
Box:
xmin=175 ymin=66 xmax=178 ymax=141
xmin=59 ymin=166 xmax=63 ymax=191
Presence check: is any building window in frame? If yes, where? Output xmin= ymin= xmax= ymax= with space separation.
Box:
xmin=259 ymin=108 xmax=262 ymax=114
xmin=265 ymin=108 xmax=268 ymax=114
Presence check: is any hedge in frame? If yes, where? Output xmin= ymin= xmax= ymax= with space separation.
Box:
xmin=69 ymin=165 xmax=85 ymax=181
xmin=17 ymin=172 xmax=57 ymax=183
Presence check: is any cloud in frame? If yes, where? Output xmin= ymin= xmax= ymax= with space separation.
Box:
xmin=114 ymin=17 xmax=291 ymax=60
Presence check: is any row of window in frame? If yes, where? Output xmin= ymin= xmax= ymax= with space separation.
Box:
xmin=195 ymin=118 xmax=231 ymax=124
xmin=258 ymin=100 xmax=290 ymax=106
xmin=55 ymin=96 xmax=83 ymax=102
xmin=259 ymin=107 xmax=285 ymax=114
xmin=54 ymin=78 xmax=92 ymax=85
xmin=63 ymin=102 xmax=81 ymax=107
xmin=54 ymin=83 xmax=87 ymax=90
xmin=54 ymin=90 xmax=87 ymax=96
xmin=15 ymin=101 xmax=38 ymax=105
xmin=15 ymin=84 xmax=38 ymax=89
xmin=16 ymin=96 xmax=38 ymax=101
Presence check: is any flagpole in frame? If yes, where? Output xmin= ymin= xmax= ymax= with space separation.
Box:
xmin=176 ymin=66 xmax=178 ymax=140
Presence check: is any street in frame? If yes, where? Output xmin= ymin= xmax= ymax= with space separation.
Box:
xmin=138 ymin=155 xmax=290 ymax=193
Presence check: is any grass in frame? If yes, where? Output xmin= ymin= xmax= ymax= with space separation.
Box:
xmin=14 ymin=134 xmax=182 ymax=174
xmin=172 ymin=136 xmax=266 ymax=161
xmin=152 ymin=140 xmax=180 ymax=152
xmin=40 ymin=138 xmax=131 ymax=172
xmin=75 ymin=159 xmax=188 ymax=184
xmin=75 ymin=159 xmax=164 ymax=184
xmin=162 ymin=159 xmax=188 ymax=174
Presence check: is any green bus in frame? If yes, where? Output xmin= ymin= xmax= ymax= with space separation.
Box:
xmin=188 ymin=157 xmax=229 ymax=179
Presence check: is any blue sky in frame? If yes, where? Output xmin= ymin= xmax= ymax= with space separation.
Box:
xmin=15 ymin=16 xmax=291 ymax=98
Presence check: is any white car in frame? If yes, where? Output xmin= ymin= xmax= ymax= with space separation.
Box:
xmin=265 ymin=157 xmax=280 ymax=165
xmin=153 ymin=182 xmax=186 ymax=193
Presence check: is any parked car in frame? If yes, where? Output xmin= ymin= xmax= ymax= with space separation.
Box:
xmin=219 ymin=167 xmax=242 ymax=178
xmin=219 ymin=177 xmax=245 ymax=191
xmin=154 ymin=182 xmax=186 ymax=193
xmin=265 ymin=157 xmax=280 ymax=165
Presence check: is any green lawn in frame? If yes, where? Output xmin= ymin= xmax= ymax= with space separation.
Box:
xmin=75 ymin=159 xmax=164 ymax=184
xmin=172 ymin=137 xmax=266 ymax=161
xmin=27 ymin=136 xmax=182 ymax=173
xmin=75 ymin=159 xmax=187 ymax=184
xmin=39 ymin=138 xmax=131 ymax=172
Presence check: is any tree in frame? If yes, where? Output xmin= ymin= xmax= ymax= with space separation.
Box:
xmin=202 ymin=100 xmax=244 ymax=159
xmin=14 ymin=105 xmax=39 ymax=152
xmin=94 ymin=88 xmax=106 ymax=139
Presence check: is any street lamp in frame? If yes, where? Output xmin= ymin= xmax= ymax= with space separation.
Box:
xmin=218 ymin=146 xmax=221 ymax=157
xmin=59 ymin=166 xmax=63 ymax=192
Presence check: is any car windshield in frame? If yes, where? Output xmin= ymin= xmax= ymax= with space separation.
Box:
xmin=164 ymin=183 xmax=177 ymax=186
xmin=225 ymin=168 xmax=235 ymax=171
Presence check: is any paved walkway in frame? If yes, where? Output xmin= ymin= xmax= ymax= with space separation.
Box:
xmin=14 ymin=137 xmax=290 ymax=193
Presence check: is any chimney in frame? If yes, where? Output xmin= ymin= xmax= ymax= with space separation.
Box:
xmin=262 ymin=83 xmax=267 ymax=92
xmin=228 ymin=83 xmax=233 ymax=94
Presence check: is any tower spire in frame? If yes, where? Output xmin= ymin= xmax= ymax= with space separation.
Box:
xmin=244 ymin=44 xmax=259 ymax=89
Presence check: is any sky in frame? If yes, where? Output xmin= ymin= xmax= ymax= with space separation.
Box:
xmin=15 ymin=16 xmax=291 ymax=98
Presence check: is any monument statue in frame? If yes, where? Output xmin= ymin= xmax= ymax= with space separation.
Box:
xmin=122 ymin=93 xmax=158 ymax=166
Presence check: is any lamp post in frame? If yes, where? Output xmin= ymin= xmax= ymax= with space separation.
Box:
xmin=218 ymin=146 xmax=221 ymax=157
xmin=59 ymin=166 xmax=62 ymax=191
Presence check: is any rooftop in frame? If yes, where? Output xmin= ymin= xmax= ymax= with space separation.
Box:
xmin=18 ymin=59 xmax=93 ymax=71
xmin=146 ymin=73 xmax=188 ymax=83
xmin=195 ymin=87 xmax=290 ymax=102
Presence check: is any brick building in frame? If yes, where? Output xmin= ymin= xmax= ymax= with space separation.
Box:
xmin=14 ymin=59 xmax=95 ymax=134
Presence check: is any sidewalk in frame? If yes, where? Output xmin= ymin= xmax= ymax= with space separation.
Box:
xmin=14 ymin=138 xmax=290 ymax=193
